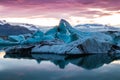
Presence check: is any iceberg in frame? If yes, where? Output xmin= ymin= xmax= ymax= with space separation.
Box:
xmin=31 ymin=19 xmax=115 ymax=54
xmin=0 ymin=38 xmax=19 ymax=46
xmin=32 ymin=37 xmax=112 ymax=54
xmin=2 ymin=19 xmax=120 ymax=54
xmin=43 ymin=35 xmax=55 ymax=41
xmin=8 ymin=35 xmax=25 ymax=43
xmin=22 ymin=30 xmax=44 ymax=44
xmin=45 ymin=20 xmax=71 ymax=43
xmin=45 ymin=27 xmax=58 ymax=36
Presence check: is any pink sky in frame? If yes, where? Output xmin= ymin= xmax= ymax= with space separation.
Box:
xmin=0 ymin=0 xmax=120 ymax=26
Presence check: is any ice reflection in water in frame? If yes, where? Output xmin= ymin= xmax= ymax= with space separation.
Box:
xmin=3 ymin=52 xmax=120 ymax=69
xmin=0 ymin=51 xmax=120 ymax=80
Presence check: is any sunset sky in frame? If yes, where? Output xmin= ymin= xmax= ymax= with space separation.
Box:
xmin=0 ymin=0 xmax=120 ymax=26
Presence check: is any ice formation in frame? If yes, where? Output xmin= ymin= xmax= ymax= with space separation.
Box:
xmin=1 ymin=19 xmax=120 ymax=54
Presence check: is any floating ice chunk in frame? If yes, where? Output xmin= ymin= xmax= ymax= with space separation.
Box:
xmin=57 ymin=32 xmax=70 ymax=43
xmin=32 ymin=30 xmax=44 ymax=37
xmin=58 ymin=19 xmax=68 ymax=34
xmin=0 ymin=38 xmax=19 ymax=45
xmin=8 ymin=35 xmax=25 ymax=42
xmin=43 ymin=35 xmax=55 ymax=41
xmin=22 ymin=36 xmax=42 ymax=44
xmin=45 ymin=27 xmax=57 ymax=36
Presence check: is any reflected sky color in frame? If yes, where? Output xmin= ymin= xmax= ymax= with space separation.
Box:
xmin=0 ymin=0 xmax=120 ymax=26
xmin=1 ymin=51 xmax=120 ymax=80
xmin=0 ymin=51 xmax=5 ymax=58
xmin=0 ymin=56 xmax=120 ymax=80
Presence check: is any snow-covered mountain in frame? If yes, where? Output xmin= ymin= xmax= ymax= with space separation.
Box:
xmin=0 ymin=20 xmax=7 ymax=25
xmin=0 ymin=20 xmax=40 ymax=31
xmin=0 ymin=20 xmax=52 ymax=34
xmin=75 ymin=24 xmax=120 ymax=32
xmin=9 ymin=23 xmax=40 ymax=31
xmin=0 ymin=22 xmax=32 ymax=36
xmin=0 ymin=20 xmax=50 ymax=36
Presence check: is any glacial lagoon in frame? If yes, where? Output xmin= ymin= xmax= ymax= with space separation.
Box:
xmin=0 ymin=51 xmax=120 ymax=80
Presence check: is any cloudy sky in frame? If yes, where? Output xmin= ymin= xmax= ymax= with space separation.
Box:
xmin=0 ymin=0 xmax=120 ymax=26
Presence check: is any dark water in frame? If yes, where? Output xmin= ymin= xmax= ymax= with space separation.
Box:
xmin=0 ymin=51 xmax=120 ymax=80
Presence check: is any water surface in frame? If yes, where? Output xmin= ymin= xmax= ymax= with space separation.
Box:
xmin=0 ymin=51 xmax=120 ymax=80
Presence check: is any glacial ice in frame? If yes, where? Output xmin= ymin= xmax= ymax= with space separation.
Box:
xmin=2 ymin=19 xmax=120 ymax=54
xmin=31 ymin=19 xmax=117 ymax=54
xmin=8 ymin=35 xmax=25 ymax=42
xmin=0 ymin=38 xmax=19 ymax=45
xmin=22 ymin=30 xmax=44 ymax=44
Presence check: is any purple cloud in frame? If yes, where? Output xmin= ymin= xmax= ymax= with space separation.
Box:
xmin=0 ymin=0 xmax=120 ymax=18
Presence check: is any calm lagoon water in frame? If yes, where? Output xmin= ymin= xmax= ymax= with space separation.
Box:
xmin=0 ymin=51 xmax=120 ymax=80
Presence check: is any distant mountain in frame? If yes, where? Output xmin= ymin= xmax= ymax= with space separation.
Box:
xmin=10 ymin=23 xmax=53 ymax=32
xmin=0 ymin=20 xmax=50 ymax=34
xmin=74 ymin=24 xmax=120 ymax=32
xmin=9 ymin=23 xmax=40 ymax=31
xmin=0 ymin=21 xmax=32 ymax=36
xmin=1 ymin=19 xmax=120 ymax=36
